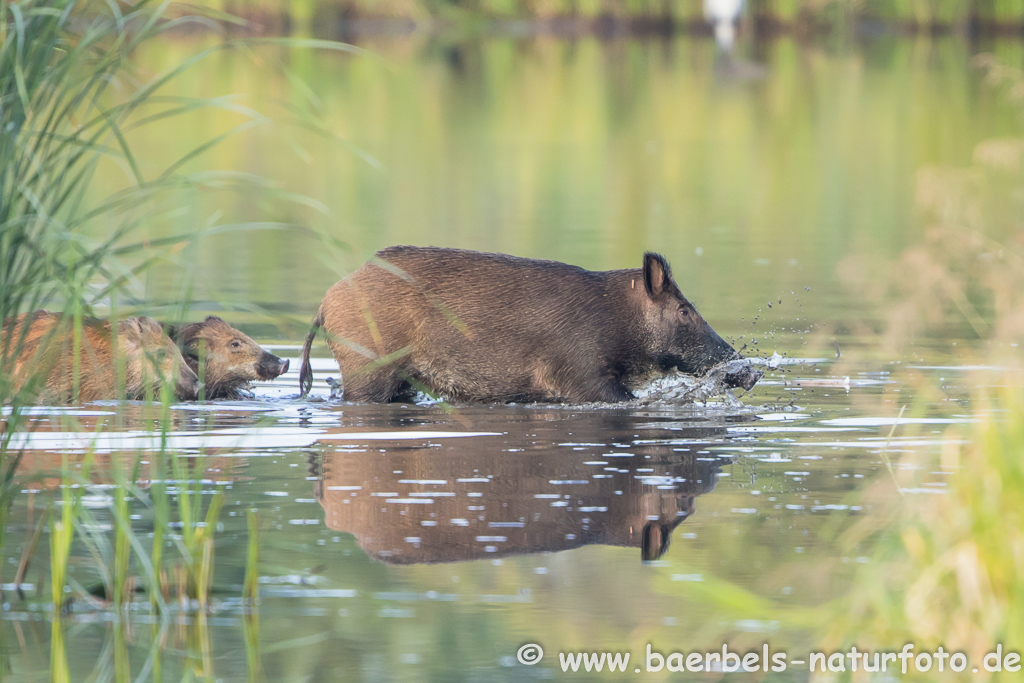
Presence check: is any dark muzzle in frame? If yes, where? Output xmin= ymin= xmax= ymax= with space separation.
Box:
xmin=721 ymin=359 xmax=762 ymax=391
xmin=177 ymin=366 xmax=202 ymax=401
xmin=258 ymin=352 xmax=289 ymax=380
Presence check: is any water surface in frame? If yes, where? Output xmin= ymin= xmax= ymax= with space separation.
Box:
xmin=1 ymin=350 xmax=990 ymax=680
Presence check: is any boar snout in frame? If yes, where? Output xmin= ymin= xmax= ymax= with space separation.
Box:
xmin=257 ymin=352 xmax=289 ymax=380
xmin=177 ymin=364 xmax=202 ymax=401
xmin=718 ymin=357 xmax=763 ymax=392
xmin=724 ymin=366 xmax=762 ymax=391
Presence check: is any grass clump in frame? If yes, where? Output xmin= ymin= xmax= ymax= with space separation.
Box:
xmin=1 ymin=0 xmax=202 ymax=328
xmin=826 ymin=373 xmax=1024 ymax=672
xmin=39 ymin=451 xmax=248 ymax=615
xmin=0 ymin=0 xmax=297 ymax=623
xmin=0 ymin=0 xmax=218 ymax=489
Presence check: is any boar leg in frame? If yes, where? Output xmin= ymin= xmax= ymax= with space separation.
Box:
xmin=337 ymin=367 xmax=407 ymax=403
xmin=532 ymin=360 xmax=633 ymax=404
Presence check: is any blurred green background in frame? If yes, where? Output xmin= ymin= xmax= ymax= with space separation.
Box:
xmin=115 ymin=28 xmax=1022 ymax=354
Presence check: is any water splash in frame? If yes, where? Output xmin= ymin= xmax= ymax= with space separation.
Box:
xmin=326 ymin=377 xmax=344 ymax=400
xmin=319 ymin=360 xmax=762 ymax=407
xmin=635 ymin=358 xmax=760 ymax=406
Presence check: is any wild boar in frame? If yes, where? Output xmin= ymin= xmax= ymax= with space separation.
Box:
xmin=164 ymin=316 xmax=289 ymax=400
xmin=2 ymin=311 xmax=201 ymax=404
xmin=299 ymin=246 xmax=761 ymax=403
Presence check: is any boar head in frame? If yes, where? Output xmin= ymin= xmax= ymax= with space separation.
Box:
xmin=120 ymin=317 xmax=201 ymax=400
xmin=639 ymin=253 xmax=760 ymax=391
xmin=179 ymin=316 xmax=289 ymax=398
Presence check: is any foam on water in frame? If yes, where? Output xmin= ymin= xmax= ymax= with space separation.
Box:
xmin=634 ymin=358 xmax=759 ymax=406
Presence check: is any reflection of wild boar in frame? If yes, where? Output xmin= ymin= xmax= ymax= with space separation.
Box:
xmin=299 ymin=246 xmax=761 ymax=403
xmin=164 ymin=316 xmax=289 ymax=400
xmin=307 ymin=405 xmax=731 ymax=564
xmin=312 ymin=441 xmax=723 ymax=564
xmin=2 ymin=311 xmax=200 ymax=404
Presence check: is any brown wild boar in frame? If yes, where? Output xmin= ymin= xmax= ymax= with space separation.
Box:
xmin=299 ymin=246 xmax=761 ymax=403
xmin=2 ymin=311 xmax=200 ymax=404
xmin=164 ymin=316 xmax=289 ymax=400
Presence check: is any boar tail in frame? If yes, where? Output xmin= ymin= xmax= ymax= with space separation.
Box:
xmin=299 ymin=309 xmax=324 ymax=397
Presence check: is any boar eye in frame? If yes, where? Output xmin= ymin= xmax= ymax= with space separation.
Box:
xmin=231 ymin=340 xmax=242 ymax=349
xmin=677 ymin=306 xmax=692 ymax=320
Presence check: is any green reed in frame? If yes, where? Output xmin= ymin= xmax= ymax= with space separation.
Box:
xmin=0 ymin=0 xmax=186 ymax=328
xmin=168 ymin=447 xmax=225 ymax=607
xmin=0 ymin=0 xmax=304 ymax=406
xmin=244 ymin=507 xmax=264 ymax=682
xmin=244 ymin=509 xmax=261 ymax=604
xmin=0 ymin=3 xmax=340 ymax=679
xmin=112 ymin=488 xmax=131 ymax=608
xmin=48 ymin=462 xmax=77 ymax=613
xmin=1 ymin=0 xmax=213 ymax=513
xmin=39 ymin=445 xmax=230 ymax=616
xmin=799 ymin=373 xmax=1022 ymax=673
xmin=244 ymin=608 xmax=264 ymax=683
xmin=50 ymin=619 xmax=70 ymax=683
xmin=150 ymin=448 xmax=170 ymax=609
xmin=113 ymin=620 xmax=130 ymax=683
xmin=0 ymin=0 xmax=324 ymax=599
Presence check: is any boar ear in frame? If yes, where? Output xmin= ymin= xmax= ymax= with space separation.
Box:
xmin=181 ymin=338 xmax=200 ymax=360
xmin=117 ymin=318 xmax=143 ymax=350
xmin=643 ymin=252 xmax=673 ymax=298
xmin=137 ymin=316 xmax=160 ymax=335
xmin=120 ymin=317 xmax=144 ymax=337
xmin=204 ymin=315 xmax=224 ymax=324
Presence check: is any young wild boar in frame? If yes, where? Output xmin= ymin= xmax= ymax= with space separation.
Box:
xmin=164 ymin=316 xmax=289 ymax=400
xmin=2 ymin=311 xmax=201 ymax=404
xmin=299 ymin=246 xmax=762 ymax=403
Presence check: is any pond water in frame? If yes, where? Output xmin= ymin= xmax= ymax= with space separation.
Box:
xmin=3 ymin=354 xmax=988 ymax=680
xmin=2 ymin=29 xmax=1020 ymax=681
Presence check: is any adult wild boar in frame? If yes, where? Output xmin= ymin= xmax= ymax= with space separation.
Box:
xmin=299 ymin=246 xmax=761 ymax=403
xmin=2 ymin=311 xmax=201 ymax=404
xmin=164 ymin=316 xmax=289 ymax=400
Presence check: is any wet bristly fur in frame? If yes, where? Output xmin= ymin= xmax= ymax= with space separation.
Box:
xmin=164 ymin=316 xmax=289 ymax=400
xmin=1 ymin=311 xmax=200 ymax=405
xmin=299 ymin=246 xmax=758 ymax=403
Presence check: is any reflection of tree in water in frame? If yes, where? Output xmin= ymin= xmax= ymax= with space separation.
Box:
xmin=308 ymin=410 xmax=731 ymax=564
